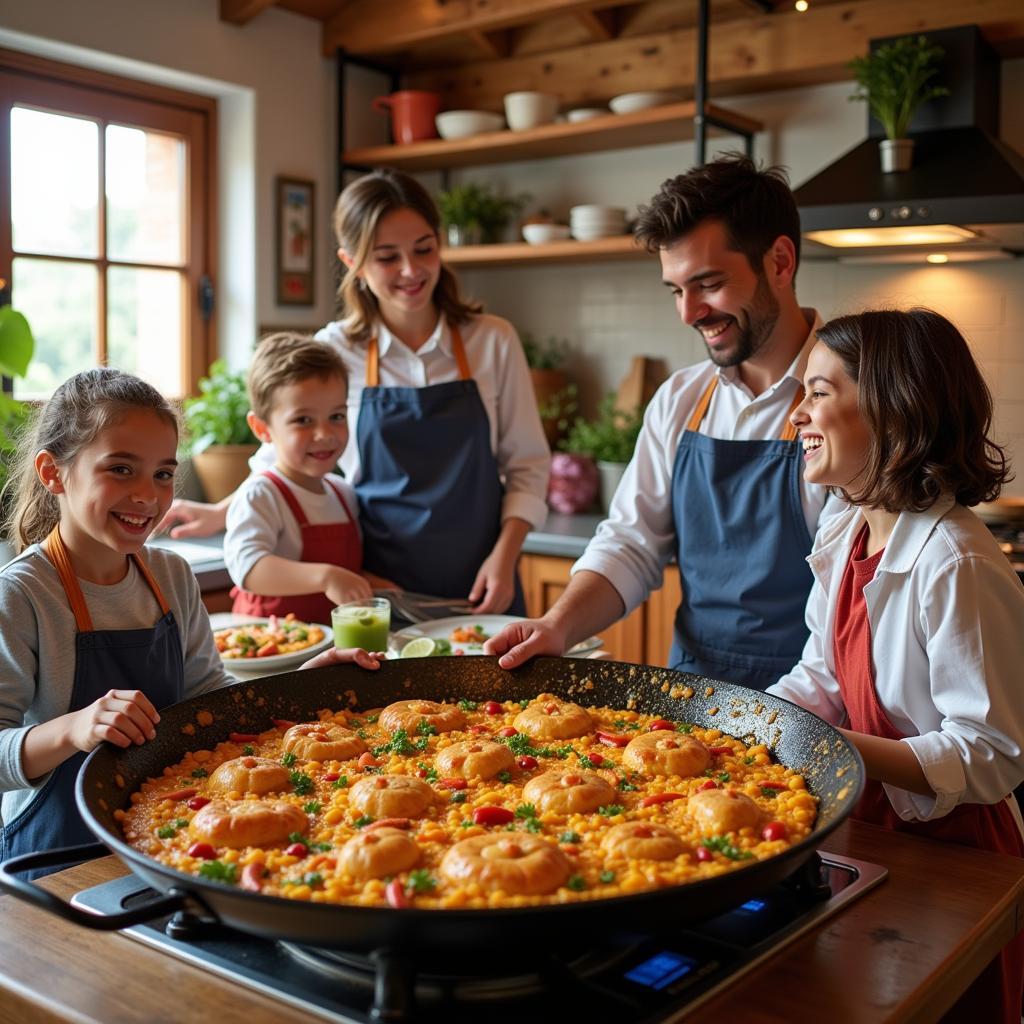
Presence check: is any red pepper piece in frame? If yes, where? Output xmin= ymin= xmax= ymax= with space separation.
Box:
xmin=481 ymin=701 xmax=503 ymax=716
xmin=707 ymin=746 xmax=734 ymax=756
xmin=648 ymin=719 xmax=675 ymax=732
xmin=229 ymin=732 xmax=260 ymax=744
xmin=365 ymin=817 xmax=411 ymax=831
xmin=697 ymin=779 xmax=718 ymax=792
xmin=240 ymin=863 xmax=265 ymax=892
xmin=473 ymin=806 xmax=515 ymax=826
xmin=596 ymin=730 xmax=631 ymax=747
xmin=587 ymin=752 xmax=604 ymax=765
xmin=285 ymin=842 xmax=308 ymax=857
xmin=762 ymin=821 xmax=788 ymax=842
xmin=437 ymin=778 xmax=468 ymax=790
xmin=271 ymin=718 xmax=296 ymax=730
xmin=187 ymin=796 xmax=211 ymax=811
xmin=497 ymin=727 xmax=518 ymax=737
xmin=467 ymin=725 xmax=490 ymax=735
xmin=164 ymin=787 xmax=197 ymax=802
xmin=544 ymin=703 xmax=559 ymax=714
xmin=759 ymin=781 xmax=788 ymax=790
xmin=187 ymin=842 xmax=217 ymax=860
xmin=696 ymin=846 xmax=713 ymax=862
xmin=516 ymin=755 xmax=538 ymax=770
xmin=639 ymin=792 xmax=684 ymax=808
xmin=385 ymin=878 xmax=410 ymax=909
xmin=323 ymin=772 xmax=340 ymax=782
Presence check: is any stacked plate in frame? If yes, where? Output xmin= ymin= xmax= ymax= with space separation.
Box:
xmin=569 ymin=204 xmax=627 ymax=241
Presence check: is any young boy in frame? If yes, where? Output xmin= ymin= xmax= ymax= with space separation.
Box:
xmin=225 ymin=333 xmax=371 ymax=623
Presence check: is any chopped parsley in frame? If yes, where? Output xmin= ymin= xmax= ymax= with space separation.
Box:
xmin=198 ymin=860 xmax=237 ymax=884
xmin=303 ymin=801 xmax=321 ymax=814
xmin=497 ymin=770 xmax=512 ymax=784
xmin=744 ymin=756 xmax=755 ymax=765
xmin=522 ymin=818 xmax=543 ymax=833
xmin=597 ymin=804 xmax=624 ymax=817
xmin=284 ymin=872 xmax=324 ymax=888
xmin=331 ymin=775 xmax=349 ymax=789
xmin=717 ymin=772 xmax=731 ymax=783
xmin=287 ymin=832 xmax=307 ymax=845
xmin=417 ymin=762 xmax=439 ymax=782
xmin=459 ymin=818 xmax=474 ymax=828
xmin=366 ymin=715 xmax=379 ymax=724
xmin=406 ymin=869 xmax=436 ymax=894
xmin=190 ymin=767 xmax=208 ymax=778
xmin=515 ymin=803 xmax=537 ymax=819
xmin=501 ymin=734 xmax=572 ymax=760
xmin=518 ymin=699 xmax=530 ymax=710
xmin=599 ymin=870 xmax=616 ymax=884
xmin=559 ymin=830 xmax=581 ymax=844
xmin=289 ymin=771 xmax=314 ymax=796
xmin=702 ymin=835 xmax=753 ymax=861
xmin=618 ymin=777 xmax=638 ymax=792
xmin=760 ymin=787 xmax=779 ymax=799
xmin=414 ymin=736 xmax=430 ymax=751
xmin=457 ymin=699 xmax=478 ymax=712
xmin=450 ymin=791 xmax=467 ymax=804
xmin=308 ymin=841 xmax=332 ymax=853
xmin=242 ymin=745 xmax=255 ymax=756
xmin=373 ymin=729 xmax=415 ymax=757
xmin=576 ymin=753 xmax=597 ymax=769
xmin=281 ymin=752 xmax=297 ymax=767
xmin=676 ymin=723 xmax=693 ymax=733
xmin=353 ymin=815 xmax=375 ymax=828
xmin=566 ymin=874 xmax=586 ymax=891
xmin=357 ymin=728 xmax=368 ymax=739
xmin=156 ymin=824 xmax=177 ymax=839
xmin=416 ymin=720 xmax=438 ymax=737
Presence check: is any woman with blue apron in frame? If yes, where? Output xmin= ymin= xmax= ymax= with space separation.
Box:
xmin=1 ymin=528 xmax=184 ymax=875
xmin=669 ymin=378 xmax=813 ymax=691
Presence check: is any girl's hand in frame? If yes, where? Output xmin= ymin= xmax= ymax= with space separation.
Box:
xmin=156 ymin=499 xmax=226 ymax=539
xmin=69 ymin=690 xmax=160 ymax=752
xmin=325 ymin=567 xmax=374 ymax=607
xmin=468 ymin=551 xmax=516 ymax=613
xmin=301 ymin=647 xmax=385 ymax=671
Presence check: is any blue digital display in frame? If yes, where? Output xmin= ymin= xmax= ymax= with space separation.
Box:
xmin=738 ymin=898 xmax=767 ymax=913
xmin=625 ymin=951 xmax=699 ymax=990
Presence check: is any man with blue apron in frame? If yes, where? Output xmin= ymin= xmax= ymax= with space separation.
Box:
xmin=354 ymin=323 xmax=526 ymax=614
xmin=1 ymin=528 xmax=184 ymax=876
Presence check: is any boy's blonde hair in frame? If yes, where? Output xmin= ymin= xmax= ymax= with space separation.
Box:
xmin=248 ymin=333 xmax=348 ymax=420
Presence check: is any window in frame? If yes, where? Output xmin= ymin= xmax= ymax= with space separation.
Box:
xmin=0 ymin=49 xmax=216 ymax=398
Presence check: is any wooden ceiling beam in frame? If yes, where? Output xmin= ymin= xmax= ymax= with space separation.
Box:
xmin=323 ymin=0 xmax=630 ymax=56
xmin=219 ymin=0 xmax=276 ymax=25
xmin=401 ymin=0 xmax=1024 ymax=110
xmin=466 ymin=29 xmax=515 ymax=60
xmin=574 ymin=8 xmax=618 ymax=41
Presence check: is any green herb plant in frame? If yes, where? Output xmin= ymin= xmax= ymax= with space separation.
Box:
xmin=182 ymin=359 xmax=253 ymax=455
xmin=849 ymin=35 xmax=949 ymax=140
xmin=520 ymin=331 xmax=569 ymax=371
xmin=561 ymin=394 xmax=644 ymax=465
xmin=0 ymin=291 xmax=35 ymax=520
xmin=437 ymin=182 xmax=530 ymax=244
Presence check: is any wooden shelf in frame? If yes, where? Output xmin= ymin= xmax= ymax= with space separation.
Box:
xmin=441 ymin=234 xmax=652 ymax=267
xmin=343 ymin=101 xmax=762 ymax=172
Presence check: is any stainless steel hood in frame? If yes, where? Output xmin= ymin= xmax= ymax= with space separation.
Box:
xmin=794 ymin=25 xmax=1024 ymax=260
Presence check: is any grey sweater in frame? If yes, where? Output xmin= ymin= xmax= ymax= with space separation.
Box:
xmin=0 ymin=544 xmax=234 ymax=827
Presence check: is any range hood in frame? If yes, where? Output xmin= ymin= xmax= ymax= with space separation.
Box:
xmin=795 ymin=25 xmax=1024 ymax=261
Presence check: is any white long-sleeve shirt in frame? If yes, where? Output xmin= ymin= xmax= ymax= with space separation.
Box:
xmin=769 ymin=497 xmax=1024 ymax=822
xmin=574 ymin=309 xmax=839 ymax=614
xmin=252 ymin=313 xmax=550 ymax=530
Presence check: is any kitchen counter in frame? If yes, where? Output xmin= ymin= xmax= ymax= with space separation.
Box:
xmin=150 ymin=511 xmax=604 ymax=593
xmin=1 ymin=819 xmax=1021 ymax=1023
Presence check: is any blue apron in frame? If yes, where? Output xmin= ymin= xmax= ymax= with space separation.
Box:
xmin=668 ymin=377 xmax=813 ymax=691
xmin=1 ymin=528 xmax=184 ymax=877
xmin=354 ymin=324 xmax=524 ymax=613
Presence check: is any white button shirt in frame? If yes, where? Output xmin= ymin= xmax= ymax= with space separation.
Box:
xmin=574 ymin=309 xmax=838 ymax=614
xmin=769 ymin=497 xmax=1024 ymax=823
xmin=251 ymin=314 xmax=550 ymax=530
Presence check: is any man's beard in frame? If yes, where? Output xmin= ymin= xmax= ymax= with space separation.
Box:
xmin=700 ymin=272 xmax=780 ymax=368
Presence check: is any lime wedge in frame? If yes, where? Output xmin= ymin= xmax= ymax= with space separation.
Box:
xmin=400 ymin=637 xmax=437 ymax=659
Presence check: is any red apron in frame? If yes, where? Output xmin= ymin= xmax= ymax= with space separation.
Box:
xmin=231 ymin=470 xmax=362 ymax=625
xmin=834 ymin=526 xmax=1024 ymax=1023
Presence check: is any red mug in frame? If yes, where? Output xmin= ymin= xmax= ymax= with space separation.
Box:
xmin=371 ymin=91 xmax=442 ymax=145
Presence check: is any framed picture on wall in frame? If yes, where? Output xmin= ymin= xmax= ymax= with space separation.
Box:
xmin=275 ymin=176 xmax=315 ymax=305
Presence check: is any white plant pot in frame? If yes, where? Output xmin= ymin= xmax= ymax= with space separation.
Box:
xmin=879 ymin=138 xmax=914 ymax=173
xmin=596 ymin=460 xmax=627 ymax=514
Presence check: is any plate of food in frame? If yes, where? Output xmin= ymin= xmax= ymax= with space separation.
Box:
xmin=213 ymin=614 xmax=332 ymax=671
xmin=390 ymin=614 xmax=603 ymax=658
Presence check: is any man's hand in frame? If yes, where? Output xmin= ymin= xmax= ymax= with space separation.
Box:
xmin=156 ymin=499 xmax=227 ymax=538
xmin=483 ymin=618 xmax=567 ymax=669
xmin=301 ymin=647 xmax=385 ymax=671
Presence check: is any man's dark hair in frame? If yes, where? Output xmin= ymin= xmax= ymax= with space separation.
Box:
xmin=633 ymin=153 xmax=801 ymax=275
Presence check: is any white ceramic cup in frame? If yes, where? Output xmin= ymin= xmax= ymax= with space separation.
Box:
xmin=503 ymin=91 xmax=559 ymax=131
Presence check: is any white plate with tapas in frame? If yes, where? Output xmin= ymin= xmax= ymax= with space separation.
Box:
xmin=390 ymin=614 xmax=602 ymax=658
xmin=214 ymin=617 xmax=333 ymax=672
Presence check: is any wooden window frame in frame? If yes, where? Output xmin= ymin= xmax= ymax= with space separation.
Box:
xmin=0 ymin=47 xmax=217 ymax=396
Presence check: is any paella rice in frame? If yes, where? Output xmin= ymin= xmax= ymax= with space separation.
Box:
xmin=214 ymin=614 xmax=326 ymax=659
xmin=120 ymin=693 xmax=819 ymax=908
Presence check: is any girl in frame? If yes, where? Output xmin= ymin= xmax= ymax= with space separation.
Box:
xmin=0 ymin=369 xmax=380 ymax=874
xmin=769 ymin=308 xmax=1024 ymax=1022
xmin=164 ymin=169 xmax=550 ymax=614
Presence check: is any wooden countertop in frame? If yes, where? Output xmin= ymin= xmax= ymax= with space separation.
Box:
xmin=1 ymin=819 xmax=1021 ymax=1023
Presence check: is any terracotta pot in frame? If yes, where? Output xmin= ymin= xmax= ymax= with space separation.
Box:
xmin=190 ymin=444 xmax=259 ymax=503
xmin=372 ymin=91 xmax=442 ymax=145
xmin=529 ymin=368 xmax=570 ymax=448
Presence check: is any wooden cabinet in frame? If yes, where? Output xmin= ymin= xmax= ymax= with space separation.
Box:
xmin=202 ymin=589 xmax=234 ymax=614
xmin=520 ymin=552 xmax=678 ymax=666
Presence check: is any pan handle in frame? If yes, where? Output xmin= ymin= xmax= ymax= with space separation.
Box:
xmin=0 ymin=843 xmax=189 ymax=930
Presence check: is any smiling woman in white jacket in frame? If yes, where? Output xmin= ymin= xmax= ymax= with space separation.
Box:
xmin=767 ymin=308 xmax=1024 ymax=1024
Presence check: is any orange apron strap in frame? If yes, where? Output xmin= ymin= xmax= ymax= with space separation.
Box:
xmin=130 ymin=551 xmax=172 ymax=617
xmin=779 ymin=385 xmax=805 ymax=442
xmin=43 ymin=527 xmax=93 ymax=633
xmin=686 ymin=378 xmax=718 ymax=433
xmin=366 ymin=336 xmax=380 ymax=388
xmin=449 ymin=324 xmax=471 ymax=381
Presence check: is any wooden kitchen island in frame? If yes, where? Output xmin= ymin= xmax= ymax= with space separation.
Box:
xmin=1 ymin=818 xmax=1021 ymax=1024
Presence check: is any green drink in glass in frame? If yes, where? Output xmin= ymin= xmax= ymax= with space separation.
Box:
xmin=331 ymin=598 xmax=391 ymax=652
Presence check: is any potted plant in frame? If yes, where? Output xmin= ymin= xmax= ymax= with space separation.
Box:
xmin=437 ymin=182 xmax=530 ymax=246
xmin=182 ymin=360 xmax=257 ymax=502
xmin=0 ymin=289 xmax=35 ymax=554
xmin=560 ymin=395 xmax=645 ymax=513
xmin=849 ymin=34 xmax=949 ymax=173
xmin=521 ymin=331 xmax=573 ymax=447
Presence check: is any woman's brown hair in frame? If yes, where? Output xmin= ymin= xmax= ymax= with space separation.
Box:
xmin=332 ymin=168 xmax=481 ymax=343
xmin=817 ymin=308 xmax=1009 ymax=511
xmin=1 ymin=368 xmax=179 ymax=552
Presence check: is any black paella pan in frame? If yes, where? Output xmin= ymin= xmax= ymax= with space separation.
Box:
xmin=0 ymin=656 xmax=864 ymax=954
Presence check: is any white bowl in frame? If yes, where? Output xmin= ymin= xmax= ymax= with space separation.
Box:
xmin=522 ymin=223 xmax=572 ymax=245
xmin=569 ymin=204 xmax=627 ymax=218
xmin=503 ymin=91 xmax=559 ymax=131
xmin=435 ymin=110 xmax=504 ymax=139
xmin=609 ymin=91 xmax=678 ymax=115
xmin=571 ymin=226 xmax=626 ymax=241
xmin=566 ymin=107 xmax=607 ymax=123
